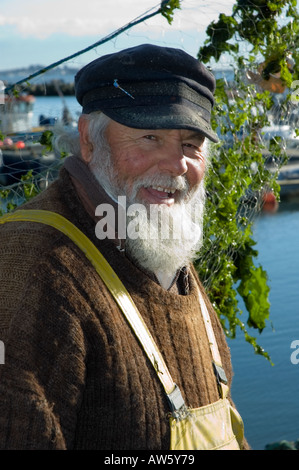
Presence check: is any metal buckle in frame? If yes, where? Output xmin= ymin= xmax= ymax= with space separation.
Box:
xmin=213 ymin=362 xmax=228 ymax=385
xmin=166 ymin=384 xmax=188 ymax=420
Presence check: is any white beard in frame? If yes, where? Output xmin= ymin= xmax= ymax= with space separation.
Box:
xmin=90 ymin=150 xmax=206 ymax=287
xmin=125 ymin=177 xmax=205 ymax=283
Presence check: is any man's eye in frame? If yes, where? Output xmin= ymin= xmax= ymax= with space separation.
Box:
xmin=183 ymin=143 xmax=201 ymax=152
xmin=183 ymin=143 xmax=196 ymax=148
xmin=143 ymin=135 xmax=157 ymax=140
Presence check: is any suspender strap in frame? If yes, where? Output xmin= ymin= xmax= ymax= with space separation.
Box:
xmin=0 ymin=209 xmax=227 ymax=408
xmin=197 ymin=289 xmax=228 ymax=398
xmin=0 ymin=210 xmax=175 ymax=397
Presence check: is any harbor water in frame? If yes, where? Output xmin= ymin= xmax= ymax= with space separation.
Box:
xmin=228 ymin=201 xmax=299 ymax=450
xmin=3 ymin=96 xmax=299 ymax=450
xmin=31 ymin=95 xmax=81 ymax=128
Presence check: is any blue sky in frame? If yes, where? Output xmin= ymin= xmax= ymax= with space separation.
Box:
xmin=0 ymin=0 xmax=235 ymax=71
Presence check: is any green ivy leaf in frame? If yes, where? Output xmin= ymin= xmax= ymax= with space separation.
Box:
xmin=160 ymin=0 xmax=181 ymax=24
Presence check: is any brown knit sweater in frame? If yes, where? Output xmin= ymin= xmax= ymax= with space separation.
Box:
xmin=0 ymin=164 xmax=244 ymax=450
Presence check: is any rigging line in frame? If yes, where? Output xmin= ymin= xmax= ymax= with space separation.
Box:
xmin=4 ymin=2 xmax=165 ymax=94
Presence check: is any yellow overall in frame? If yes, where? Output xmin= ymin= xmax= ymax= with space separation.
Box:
xmin=0 ymin=209 xmax=244 ymax=450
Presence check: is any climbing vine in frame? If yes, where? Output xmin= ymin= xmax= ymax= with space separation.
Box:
xmin=195 ymin=0 xmax=299 ymax=360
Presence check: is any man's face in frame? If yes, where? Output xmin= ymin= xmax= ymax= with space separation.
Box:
xmin=85 ymin=117 xmax=207 ymax=279
xmin=104 ymin=120 xmax=206 ymax=206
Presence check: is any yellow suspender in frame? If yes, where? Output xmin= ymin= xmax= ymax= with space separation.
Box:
xmin=0 ymin=209 xmax=227 ymax=413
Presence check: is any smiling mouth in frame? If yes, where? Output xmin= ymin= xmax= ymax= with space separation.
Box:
xmin=151 ymin=185 xmax=176 ymax=197
xmin=142 ymin=185 xmax=178 ymax=204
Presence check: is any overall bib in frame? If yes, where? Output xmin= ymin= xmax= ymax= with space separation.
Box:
xmin=0 ymin=209 xmax=244 ymax=450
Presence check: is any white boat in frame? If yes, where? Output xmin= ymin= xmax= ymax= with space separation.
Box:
xmin=261 ymin=124 xmax=299 ymax=153
xmin=0 ymin=94 xmax=36 ymax=134
xmin=0 ymin=94 xmax=62 ymax=186
xmin=264 ymin=118 xmax=299 ymax=198
xmin=276 ymin=161 xmax=299 ymax=198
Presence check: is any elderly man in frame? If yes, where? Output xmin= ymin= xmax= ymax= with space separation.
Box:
xmin=0 ymin=44 xmax=247 ymax=450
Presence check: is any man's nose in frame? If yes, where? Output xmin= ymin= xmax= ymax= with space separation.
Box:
xmin=157 ymin=143 xmax=188 ymax=176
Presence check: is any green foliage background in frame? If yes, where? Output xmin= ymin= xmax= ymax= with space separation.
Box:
xmin=195 ymin=0 xmax=299 ymax=361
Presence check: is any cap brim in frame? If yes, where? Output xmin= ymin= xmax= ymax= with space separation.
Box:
xmin=99 ymin=103 xmax=219 ymax=143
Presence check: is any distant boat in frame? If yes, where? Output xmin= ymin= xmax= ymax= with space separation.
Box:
xmin=260 ymin=121 xmax=299 ymax=199
xmin=0 ymin=93 xmax=38 ymax=135
xmin=261 ymin=123 xmax=299 ymax=156
xmin=276 ymin=162 xmax=299 ymax=198
xmin=0 ymin=93 xmax=74 ymax=186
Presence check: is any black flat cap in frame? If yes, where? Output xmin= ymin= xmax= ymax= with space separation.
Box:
xmin=75 ymin=44 xmax=218 ymax=142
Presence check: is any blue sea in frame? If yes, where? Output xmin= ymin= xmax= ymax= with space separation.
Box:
xmin=31 ymin=95 xmax=81 ymax=127
xmin=228 ymin=201 xmax=299 ymax=450
xmin=6 ymin=96 xmax=299 ymax=450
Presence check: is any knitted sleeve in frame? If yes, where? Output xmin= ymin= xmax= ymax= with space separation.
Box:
xmin=0 ymin=247 xmax=87 ymax=450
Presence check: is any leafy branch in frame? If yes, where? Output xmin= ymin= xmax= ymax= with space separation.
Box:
xmin=195 ymin=0 xmax=299 ymax=360
xmin=160 ymin=0 xmax=181 ymax=24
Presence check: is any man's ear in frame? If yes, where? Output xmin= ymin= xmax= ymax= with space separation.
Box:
xmin=78 ymin=115 xmax=93 ymax=163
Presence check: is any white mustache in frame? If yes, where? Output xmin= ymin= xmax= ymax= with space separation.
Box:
xmin=130 ymin=174 xmax=189 ymax=201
